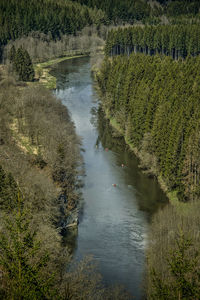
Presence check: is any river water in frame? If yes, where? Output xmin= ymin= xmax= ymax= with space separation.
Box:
xmin=51 ymin=57 xmax=167 ymax=299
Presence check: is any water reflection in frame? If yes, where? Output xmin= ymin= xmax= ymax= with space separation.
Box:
xmin=96 ymin=106 xmax=167 ymax=215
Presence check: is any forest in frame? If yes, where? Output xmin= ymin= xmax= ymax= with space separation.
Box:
xmin=1 ymin=0 xmax=200 ymax=61
xmin=0 ymin=0 xmax=107 ymax=60
xmin=105 ymin=25 xmax=200 ymax=59
xmin=1 ymin=0 xmax=200 ymax=298
xmin=96 ymin=16 xmax=200 ymax=297
xmin=71 ymin=0 xmax=200 ymax=23
xmin=97 ymin=53 xmax=200 ymax=202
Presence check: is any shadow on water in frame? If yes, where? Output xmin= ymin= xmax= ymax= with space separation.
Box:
xmin=95 ymin=106 xmax=167 ymax=216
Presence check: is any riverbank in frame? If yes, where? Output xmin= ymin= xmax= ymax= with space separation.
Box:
xmin=34 ymin=52 xmax=90 ymax=89
xmin=0 ymin=62 xmax=82 ymax=230
xmin=100 ymin=104 xmax=192 ymax=216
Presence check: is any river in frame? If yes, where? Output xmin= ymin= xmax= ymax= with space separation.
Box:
xmin=51 ymin=57 xmax=167 ymax=299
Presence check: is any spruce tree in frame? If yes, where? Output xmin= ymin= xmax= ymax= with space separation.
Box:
xmin=23 ymin=49 xmax=35 ymax=81
xmin=150 ymin=233 xmax=200 ymax=299
xmin=13 ymin=47 xmax=35 ymax=82
xmin=0 ymin=192 xmax=57 ymax=299
xmin=8 ymin=45 xmax=16 ymax=63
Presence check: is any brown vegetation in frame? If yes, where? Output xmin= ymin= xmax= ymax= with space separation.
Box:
xmin=147 ymin=201 xmax=200 ymax=298
xmin=3 ymin=27 xmax=106 ymax=64
xmin=0 ymin=68 xmax=81 ymax=231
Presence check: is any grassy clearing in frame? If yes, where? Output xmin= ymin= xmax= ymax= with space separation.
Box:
xmin=10 ymin=119 xmax=39 ymax=155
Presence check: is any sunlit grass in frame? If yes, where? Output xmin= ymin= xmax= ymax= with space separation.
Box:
xmin=34 ymin=54 xmax=88 ymax=89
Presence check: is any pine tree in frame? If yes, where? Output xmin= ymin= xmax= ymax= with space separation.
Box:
xmin=150 ymin=233 xmax=200 ymax=300
xmin=0 ymin=192 xmax=57 ymax=299
xmin=8 ymin=45 xmax=16 ymax=63
xmin=12 ymin=47 xmax=34 ymax=82
xmin=23 ymin=49 xmax=35 ymax=81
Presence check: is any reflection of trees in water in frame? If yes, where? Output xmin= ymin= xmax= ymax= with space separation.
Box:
xmin=97 ymin=106 xmax=126 ymax=152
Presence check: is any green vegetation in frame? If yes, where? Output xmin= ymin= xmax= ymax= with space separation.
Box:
xmin=2 ymin=0 xmax=200 ymax=298
xmin=105 ymin=25 xmax=200 ymax=59
xmin=0 ymin=167 xmax=130 ymax=299
xmin=0 ymin=192 xmax=56 ymax=299
xmin=0 ymin=0 xmax=107 ymax=59
xmin=71 ymin=0 xmax=151 ymax=23
xmin=71 ymin=0 xmax=200 ymax=24
xmin=158 ymin=0 xmax=200 ymax=18
xmin=97 ymin=53 xmax=200 ymax=202
xmin=147 ymin=203 xmax=200 ymax=299
xmin=9 ymin=46 xmax=35 ymax=81
xmin=0 ymin=0 xmax=106 ymax=40
xmin=98 ymin=19 xmax=200 ymax=298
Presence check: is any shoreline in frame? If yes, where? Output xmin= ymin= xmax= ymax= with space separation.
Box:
xmin=101 ymin=107 xmax=191 ymax=214
xmin=34 ymin=52 xmax=90 ymax=89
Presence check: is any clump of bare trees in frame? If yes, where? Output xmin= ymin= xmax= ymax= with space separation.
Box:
xmin=3 ymin=26 xmax=108 ymax=64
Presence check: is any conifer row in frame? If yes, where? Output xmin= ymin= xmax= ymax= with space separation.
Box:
xmin=105 ymin=25 xmax=200 ymax=59
xmin=97 ymin=53 xmax=200 ymax=201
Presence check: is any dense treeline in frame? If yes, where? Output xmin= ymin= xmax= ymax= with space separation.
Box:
xmin=71 ymin=0 xmax=151 ymax=23
xmin=71 ymin=0 xmax=200 ymax=23
xmin=0 ymin=0 xmax=106 ymax=60
xmin=159 ymin=0 xmax=200 ymax=17
xmin=97 ymin=53 xmax=200 ymax=202
xmin=0 ymin=70 xmax=81 ymax=229
xmin=105 ymin=25 xmax=200 ymax=59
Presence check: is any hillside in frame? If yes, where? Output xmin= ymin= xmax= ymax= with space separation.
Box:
xmin=0 ymin=0 xmax=107 ymax=60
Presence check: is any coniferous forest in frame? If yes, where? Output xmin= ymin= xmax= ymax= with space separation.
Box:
xmin=105 ymin=25 xmax=200 ymax=59
xmin=97 ymin=53 xmax=200 ymax=202
xmin=96 ymin=6 xmax=200 ymax=298
xmin=0 ymin=0 xmax=107 ymax=60
xmin=1 ymin=0 xmax=200 ymax=299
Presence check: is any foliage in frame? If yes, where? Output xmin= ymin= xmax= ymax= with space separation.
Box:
xmin=9 ymin=46 xmax=35 ymax=81
xmin=150 ymin=233 xmax=200 ymax=299
xmin=70 ymin=0 xmax=151 ymax=23
xmin=0 ymin=165 xmax=18 ymax=211
xmin=0 ymin=0 xmax=107 ymax=59
xmin=0 ymin=164 xmax=130 ymax=299
xmin=147 ymin=202 xmax=200 ymax=299
xmin=0 ymin=191 xmax=56 ymax=299
xmin=97 ymin=53 xmax=200 ymax=201
xmin=105 ymin=25 xmax=200 ymax=59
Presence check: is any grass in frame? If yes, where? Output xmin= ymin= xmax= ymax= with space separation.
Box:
xmin=34 ymin=53 xmax=88 ymax=89
xmin=36 ymin=54 xmax=88 ymax=69
xmin=10 ymin=119 xmax=39 ymax=156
